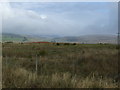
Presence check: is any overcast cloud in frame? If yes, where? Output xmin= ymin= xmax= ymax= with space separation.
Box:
xmin=0 ymin=2 xmax=118 ymax=36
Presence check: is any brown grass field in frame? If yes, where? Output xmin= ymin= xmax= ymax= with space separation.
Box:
xmin=2 ymin=42 xmax=119 ymax=88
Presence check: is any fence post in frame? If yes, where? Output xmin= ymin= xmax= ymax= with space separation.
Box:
xmin=6 ymin=56 xmax=7 ymax=67
xmin=36 ymin=54 xmax=38 ymax=74
xmin=40 ymin=56 xmax=42 ymax=75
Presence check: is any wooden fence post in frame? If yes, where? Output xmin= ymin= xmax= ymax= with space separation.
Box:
xmin=36 ymin=54 xmax=38 ymax=74
xmin=6 ymin=56 xmax=7 ymax=67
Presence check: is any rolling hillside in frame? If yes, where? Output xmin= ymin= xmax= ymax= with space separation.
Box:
xmin=2 ymin=33 xmax=50 ymax=42
xmin=1 ymin=33 xmax=117 ymax=44
xmin=52 ymin=35 xmax=117 ymax=44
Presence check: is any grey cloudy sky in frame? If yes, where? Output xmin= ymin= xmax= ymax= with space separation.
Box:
xmin=0 ymin=2 xmax=118 ymax=36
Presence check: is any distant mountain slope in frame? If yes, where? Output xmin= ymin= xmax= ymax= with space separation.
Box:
xmin=2 ymin=33 xmax=49 ymax=42
xmin=52 ymin=35 xmax=117 ymax=44
xmin=1 ymin=33 xmax=117 ymax=44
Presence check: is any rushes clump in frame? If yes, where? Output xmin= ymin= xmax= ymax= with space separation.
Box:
xmin=36 ymin=50 xmax=47 ymax=57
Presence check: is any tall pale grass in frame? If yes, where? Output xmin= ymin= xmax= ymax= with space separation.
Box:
xmin=3 ymin=67 xmax=118 ymax=88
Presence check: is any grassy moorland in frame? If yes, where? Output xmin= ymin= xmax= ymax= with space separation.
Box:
xmin=2 ymin=43 xmax=119 ymax=88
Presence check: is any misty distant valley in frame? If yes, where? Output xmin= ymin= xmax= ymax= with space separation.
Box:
xmin=2 ymin=33 xmax=117 ymax=44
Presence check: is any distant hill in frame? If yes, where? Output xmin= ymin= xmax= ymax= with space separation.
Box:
xmin=1 ymin=33 xmax=117 ymax=44
xmin=2 ymin=33 xmax=50 ymax=42
xmin=52 ymin=35 xmax=117 ymax=44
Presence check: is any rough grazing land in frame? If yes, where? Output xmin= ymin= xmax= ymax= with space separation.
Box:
xmin=2 ymin=43 xmax=119 ymax=88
